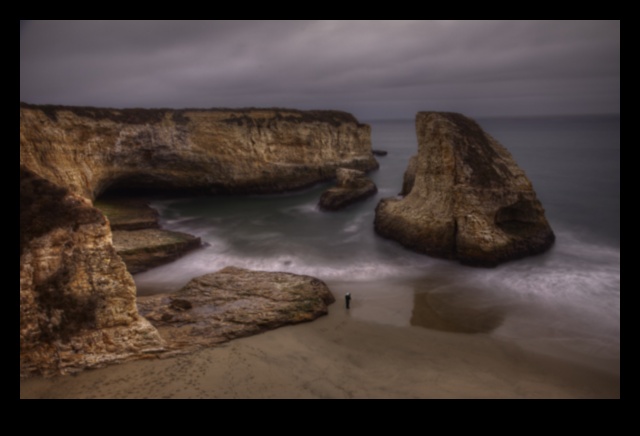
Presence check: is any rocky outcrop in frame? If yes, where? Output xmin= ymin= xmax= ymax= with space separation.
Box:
xmin=112 ymin=229 xmax=202 ymax=274
xmin=20 ymin=167 xmax=164 ymax=377
xmin=319 ymin=168 xmax=378 ymax=211
xmin=20 ymin=104 xmax=378 ymax=200
xmin=94 ymin=197 xmax=201 ymax=274
xmin=137 ymin=267 xmax=335 ymax=352
xmin=375 ymin=112 xmax=554 ymax=266
xmin=20 ymin=103 xmax=367 ymax=377
xmin=94 ymin=197 xmax=160 ymax=230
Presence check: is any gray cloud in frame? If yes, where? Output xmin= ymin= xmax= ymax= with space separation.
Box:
xmin=20 ymin=20 xmax=620 ymax=119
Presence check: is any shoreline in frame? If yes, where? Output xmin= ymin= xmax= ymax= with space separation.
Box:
xmin=19 ymin=283 xmax=619 ymax=399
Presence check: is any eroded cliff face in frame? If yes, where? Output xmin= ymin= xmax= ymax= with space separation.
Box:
xmin=20 ymin=104 xmax=378 ymax=200
xmin=20 ymin=167 xmax=164 ymax=377
xmin=20 ymin=104 xmax=368 ymax=377
xmin=375 ymin=112 xmax=555 ymax=266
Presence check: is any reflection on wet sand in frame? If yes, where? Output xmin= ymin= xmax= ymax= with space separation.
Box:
xmin=411 ymin=287 xmax=504 ymax=334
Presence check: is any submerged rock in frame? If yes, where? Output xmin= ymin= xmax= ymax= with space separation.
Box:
xmin=20 ymin=167 xmax=164 ymax=377
xmin=112 ymin=229 xmax=202 ymax=274
xmin=375 ymin=112 xmax=555 ymax=266
xmin=319 ymin=168 xmax=378 ymax=211
xmin=137 ymin=267 xmax=335 ymax=352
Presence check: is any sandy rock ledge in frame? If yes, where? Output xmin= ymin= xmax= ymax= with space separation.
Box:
xmin=137 ymin=267 xmax=335 ymax=353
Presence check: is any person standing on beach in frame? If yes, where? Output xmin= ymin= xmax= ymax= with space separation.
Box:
xmin=345 ymin=293 xmax=351 ymax=309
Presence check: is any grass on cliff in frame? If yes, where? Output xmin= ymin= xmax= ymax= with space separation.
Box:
xmin=220 ymin=109 xmax=363 ymax=128
xmin=20 ymin=102 xmax=364 ymax=127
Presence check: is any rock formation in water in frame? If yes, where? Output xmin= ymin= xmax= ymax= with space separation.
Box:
xmin=319 ymin=168 xmax=378 ymax=211
xmin=20 ymin=167 xmax=164 ymax=377
xmin=112 ymin=229 xmax=201 ymax=274
xmin=137 ymin=267 xmax=335 ymax=352
xmin=20 ymin=103 xmax=378 ymax=200
xmin=375 ymin=112 xmax=555 ymax=266
xmin=94 ymin=197 xmax=201 ymax=274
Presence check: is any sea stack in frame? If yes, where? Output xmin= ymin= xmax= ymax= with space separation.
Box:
xmin=374 ymin=112 xmax=555 ymax=266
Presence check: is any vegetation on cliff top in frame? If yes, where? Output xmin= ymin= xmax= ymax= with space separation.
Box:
xmin=20 ymin=102 xmax=363 ymax=127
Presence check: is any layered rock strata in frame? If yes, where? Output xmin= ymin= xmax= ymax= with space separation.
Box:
xmin=93 ymin=197 xmax=160 ymax=230
xmin=20 ymin=104 xmax=378 ymax=200
xmin=375 ymin=112 xmax=555 ymax=266
xmin=319 ymin=168 xmax=378 ymax=211
xmin=20 ymin=167 xmax=164 ymax=377
xmin=137 ymin=267 xmax=335 ymax=352
xmin=19 ymin=103 xmax=367 ymax=376
xmin=94 ymin=197 xmax=201 ymax=274
xmin=112 ymin=229 xmax=201 ymax=274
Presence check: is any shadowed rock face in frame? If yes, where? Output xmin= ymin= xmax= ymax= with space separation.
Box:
xmin=20 ymin=167 xmax=164 ymax=377
xmin=20 ymin=104 xmax=378 ymax=200
xmin=375 ymin=112 xmax=555 ymax=266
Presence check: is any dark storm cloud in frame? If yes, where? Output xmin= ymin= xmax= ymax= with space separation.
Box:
xmin=20 ymin=20 xmax=620 ymax=119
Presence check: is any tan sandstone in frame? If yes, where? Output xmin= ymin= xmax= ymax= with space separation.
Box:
xmin=375 ymin=112 xmax=554 ymax=266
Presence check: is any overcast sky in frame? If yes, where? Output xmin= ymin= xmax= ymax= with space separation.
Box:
xmin=20 ymin=20 xmax=620 ymax=120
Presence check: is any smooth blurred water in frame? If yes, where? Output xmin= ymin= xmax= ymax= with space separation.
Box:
xmin=134 ymin=115 xmax=620 ymax=373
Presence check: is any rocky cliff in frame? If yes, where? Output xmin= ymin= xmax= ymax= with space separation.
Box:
xmin=20 ymin=104 xmax=378 ymax=200
xmin=20 ymin=167 xmax=164 ymax=377
xmin=20 ymin=103 xmax=367 ymax=377
xmin=375 ymin=112 xmax=555 ymax=266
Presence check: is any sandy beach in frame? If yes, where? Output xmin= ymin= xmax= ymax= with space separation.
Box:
xmin=19 ymin=281 xmax=620 ymax=399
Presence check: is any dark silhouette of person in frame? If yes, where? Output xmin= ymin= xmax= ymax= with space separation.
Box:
xmin=345 ymin=293 xmax=351 ymax=309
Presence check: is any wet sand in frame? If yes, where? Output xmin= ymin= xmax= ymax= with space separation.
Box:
xmin=20 ymin=283 xmax=620 ymax=398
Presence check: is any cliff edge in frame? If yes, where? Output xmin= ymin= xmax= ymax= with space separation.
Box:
xmin=374 ymin=112 xmax=555 ymax=266
xmin=19 ymin=104 xmax=378 ymax=200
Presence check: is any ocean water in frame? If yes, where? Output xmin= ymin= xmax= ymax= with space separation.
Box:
xmin=134 ymin=115 xmax=620 ymax=374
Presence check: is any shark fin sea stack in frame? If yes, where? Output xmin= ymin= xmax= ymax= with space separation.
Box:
xmin=374 ymin=112 xmax=555 ymax=266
